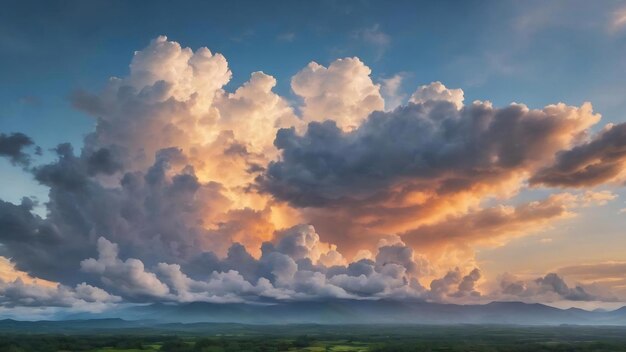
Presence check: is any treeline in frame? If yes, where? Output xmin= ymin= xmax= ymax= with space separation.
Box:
xmin=0 ymin=334 xmax=314 ymax=352
xmin=0 ymin=335 xmax=162 ymax=352
xmin=369 ymin=340 xmax=626 ymax=352
xmin=161 ymin=335 xmax=311 ymax=352
xmin=4 ymin=333 xmax=626 ymax=352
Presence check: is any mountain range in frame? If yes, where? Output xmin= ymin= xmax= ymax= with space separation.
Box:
xmin=42 ymin=300 xmax=626 ymax=327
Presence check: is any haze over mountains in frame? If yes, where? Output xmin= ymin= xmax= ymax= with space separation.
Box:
xmin=25 ymin=300 xmax=626 ymax=327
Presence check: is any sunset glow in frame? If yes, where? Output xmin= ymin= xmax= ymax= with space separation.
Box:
xmin=1 ymin=1 xmax=626 ymax=320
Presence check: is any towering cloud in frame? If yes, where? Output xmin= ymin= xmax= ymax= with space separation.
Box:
xmin=291 ymin=57 xmax=384 ymax=131
xmin=0 ymin=37 xmax=622 ymax=312
xmin=259 ymin=97 xmax=602 ymax=259
xmin=409 ymin=81 xmax=464 ymax=109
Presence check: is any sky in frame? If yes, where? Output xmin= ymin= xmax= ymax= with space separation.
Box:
xmin=1 ymin=0 xmax=626 ymax=317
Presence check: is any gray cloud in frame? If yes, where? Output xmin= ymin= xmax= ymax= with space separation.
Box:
xmin=530 ymin=122 xmax=626 ymax=187
xmin=260 ymin=101 xmax=597 ymax=208
xmin=429 ymin=268 xmax=481 ymax=300
xmin=81 ymin=237 xmax=171 ymax=300
xmin=0 ymin=278 xmax=120 ymax=308
xmin=72 ymin=230 xmax=436 ymax=303
xmin=0 ymin=132 xmax=39 ymax=167
xmin=0 ymin=36 xmax=622 ymax=311
xmin=498 ymin=273 xmax=596 ymax=302
xmin=0 ymin=142 xmax=230 ymax=283
xmin=535 ymin=273 xmax=595 ymax=301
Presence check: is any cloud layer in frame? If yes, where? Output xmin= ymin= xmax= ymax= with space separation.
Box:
xmin=530 ymin=123 xmax=626 ymax=187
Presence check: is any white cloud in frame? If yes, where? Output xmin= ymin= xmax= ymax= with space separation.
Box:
xmin=409 ymin=81 xmax=464 ymax=109
xmin=81 ymin=237 xmax=171 ymax=299
xmin=291 ymin=57 xmax=384 ymax=131
xmin=352 ymin=24 xmax=390 ymax=59
xmin=71 ymin=235 xmax=466 ymax=304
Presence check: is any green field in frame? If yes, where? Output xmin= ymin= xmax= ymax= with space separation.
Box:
xmin=3 ymin=324 xmax=626 ymax=351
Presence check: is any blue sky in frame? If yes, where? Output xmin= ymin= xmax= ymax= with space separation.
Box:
xmin=3 ymin=0 xmax=625 ymax=144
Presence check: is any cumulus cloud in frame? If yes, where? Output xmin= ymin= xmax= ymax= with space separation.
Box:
xmin=73 ymin=232 xmax=436 ymax=303
xmin=0 ymin=143 xmax=238 ymax=282
xmin=0 ymin=36 xmax=305 ymax=284
xmin=0 ymin=278 xmax=120 ymax=308
xmin=0 ymin=36 xmax=624 ymax=309
xmin=72 ymin=36 xmax=296 ymax=188
xmin=262 ymin=100 xmax=599 ymax=208
xmin=426 ymin=267 xmax=481 ymax=302
xmin=556 ymin=262 xmax=626 ymax=301
xmin=81 ymin=237 xmax=171 ymax=299
xmin=291 ymin=57 xmax=384 ymax=130
xmin=0 ymin=132 xmax=39 ymax=167
xmin=214 ymin=71 xmax=300 ymax=156
xmin=79 ymin=237 xmax=291 ymax=303
xmin=273 ymin=224 xmax=346 ymax=265
xmin=497 ymin=273 xmax=597 ymax=302
xmin=409 ymin=81 xmax=464 ymax=109
xmin=259 ymin=96 xmax=602 ymax=258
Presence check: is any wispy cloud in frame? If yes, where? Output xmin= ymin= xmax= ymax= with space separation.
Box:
xmin=276 ymin=32 xmax=296 ymax=42
xmin=351 ymin=24 xmax=390 ymax=59
xmin=610 ymin=5 xmax=626 ymax=32
xmin=379 ymin=73 xmax=408 ymax=111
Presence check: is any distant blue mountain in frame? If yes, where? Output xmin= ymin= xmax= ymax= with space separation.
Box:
xmin=52 ymin=300 xmax=626 ymax=326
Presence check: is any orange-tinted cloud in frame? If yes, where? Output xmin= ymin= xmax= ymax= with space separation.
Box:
xmin=530 ymin=122 xmax=626 ymax=187
xmin=0 ymin=37 xmax=623 ymax=308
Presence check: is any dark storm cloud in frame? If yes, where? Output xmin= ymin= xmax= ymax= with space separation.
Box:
xmin=85 ymin=147 xmax=124 ymax=175
xmin=0 ymin=143 xmax=226 ymax=284
xmin=0 ymin=132 xmax=39 ymax=167
xmin=259 ymin=101 xmax=597 ymax=207
xmin=0 ymin=135 xmax=436 ymax=304
xmin=530 ymin=122 xmax=626 ymax=187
